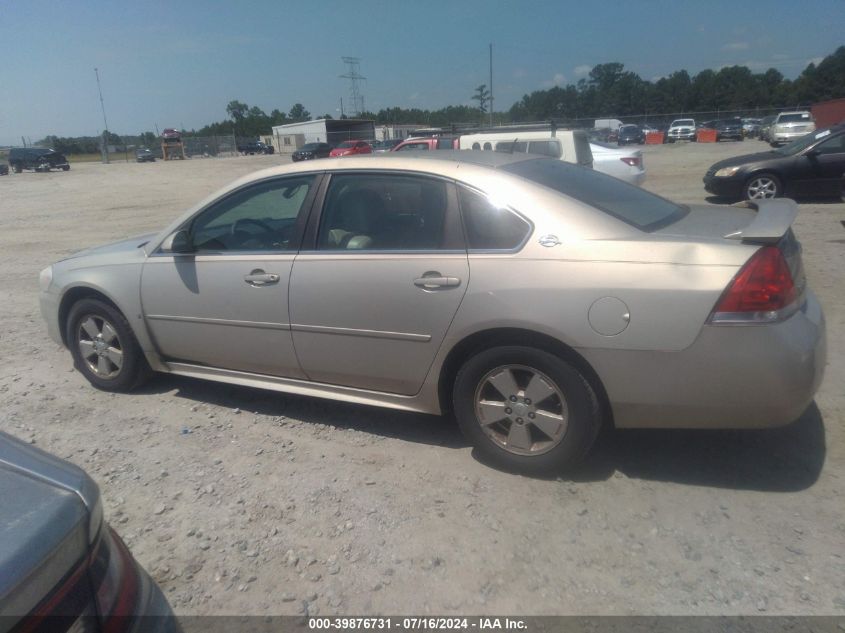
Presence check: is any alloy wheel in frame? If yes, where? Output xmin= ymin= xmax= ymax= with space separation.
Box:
xmin=473 ymin=364 xmax=568 ymax=456
xmin=77 ymin=315 xmax=124 ymax=379
xmin=746 ymin=176 xmax=778 ymax=199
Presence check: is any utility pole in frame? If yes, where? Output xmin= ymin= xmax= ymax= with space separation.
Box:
xmin=94 ymin=68 xmax=110 ymax=164
xmin=489 ymin=43 xmax=494 ymax=126
xmin=340 ymin=57 xmax=366 ymax=116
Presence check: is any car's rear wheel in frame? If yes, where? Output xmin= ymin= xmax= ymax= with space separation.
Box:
xmin=67 ymin=299 xmax=151 ymax=392
xmin=744 ymin=173 xmax=782 ymax=200
xmin=453 ymin=346 xmax=601 ymax=475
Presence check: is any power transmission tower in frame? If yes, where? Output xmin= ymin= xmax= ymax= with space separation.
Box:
xmin=340 ymin=57 xmax=366 ymax=116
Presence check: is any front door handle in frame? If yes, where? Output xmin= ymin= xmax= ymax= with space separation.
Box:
xmin=244 ymin=270 xmax=280 ymax=286
xmin=413 ymin=274 xmax=461 ymax=289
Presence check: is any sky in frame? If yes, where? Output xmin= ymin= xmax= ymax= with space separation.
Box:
xmin=0 ymin=0 xmax=842 ymax=145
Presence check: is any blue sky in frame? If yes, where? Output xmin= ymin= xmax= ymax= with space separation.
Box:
xmin=0 ymin=0 xmax=842 ymax=144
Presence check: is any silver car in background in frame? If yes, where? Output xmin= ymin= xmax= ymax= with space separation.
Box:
xmin=589 ymin=141 xmax=646 ymax=185
xmin=39 ymin=152 xmax=826 ymax=474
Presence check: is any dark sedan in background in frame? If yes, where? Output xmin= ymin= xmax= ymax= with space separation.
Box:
xmin=135 ymin=148 xmax=156 ymax=162
xmin=0 ymin=431 xmax=180 ymax=632
xmin=713 ymin=118 xmax=745 ymax=141
xmin=704 ymin=125 xmax=845 ymax=200
xmin=291 ymin=142 xmax=333 ymax=161
xmin=617 ymin=125 xmax=645 ymax=145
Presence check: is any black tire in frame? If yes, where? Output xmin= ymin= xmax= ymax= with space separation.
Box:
xmin=66 ymin=298 xmax=151 ymax=392
xmin=62 ymin=165 xmax=70 ymax=171
xmin=452 ymin=346 xmax=602 ymax=475
xmin=744 ymin=172 xmax=782 ymax=201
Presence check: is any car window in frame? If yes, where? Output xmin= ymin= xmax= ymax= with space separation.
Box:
xmin=458 ymin=186 xmax=531 ymax=251
xmin=502 ymin=158 xmax=686 ymax=232
xmin=190 ymin=176 xmax=314 ymax=252
xmin=436 ymin=138 xmax=455 ymax=149
xmin=814 ymin=133 xmax=845 ymax=154
xmin=318 ymin=173 xmax=448 ymax=251
xmin=396 ymin=142 xmax=430 ymax=151
xmin=777 ymin=113 xmax=812 ymax=123
xmin=527 ymin=140 xmax=562 ymax=158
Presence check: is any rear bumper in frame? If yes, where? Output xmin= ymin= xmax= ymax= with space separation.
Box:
xmin=126 ymin=566 xmax=183 ymax=632
xmin=586 ymin=291 xmax=826 ymax=429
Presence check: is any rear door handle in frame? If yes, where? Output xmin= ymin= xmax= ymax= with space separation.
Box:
xmin=244 ymin=270 xmax=280 ymax=286
xmin=413 ymin=276 xmax=461 ymax=289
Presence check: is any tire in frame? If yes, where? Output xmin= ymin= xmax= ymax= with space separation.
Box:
xmin=744 ymin=172 xmax=782 ymax=200
xmin=452 ymin=346 xmax=602 ymax=475
xmin=66 ymin=298 xmax=151 ymax=392
xmin=62 ymin=165 xmax=70 ymax=171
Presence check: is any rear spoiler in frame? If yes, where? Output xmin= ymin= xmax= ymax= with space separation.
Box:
xmin=724 ymin=198 xmax=798 ymax=244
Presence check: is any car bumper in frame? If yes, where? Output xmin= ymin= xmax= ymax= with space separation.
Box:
xmin=586 ymin=290 xmax=826 ymax=429
xmin=668 ymin=132 xmax=696 ymax=140
xmin=703 ymin=174 xmax=745 ymax=198
xmin=126 ymin=566 xmax=183 ymax=633
xmin=772 ymin=131 xmax=809 ymax=143
xmin=39 ymin=288 xmax=63 ymax=346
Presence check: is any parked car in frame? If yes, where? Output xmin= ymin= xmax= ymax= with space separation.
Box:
xmin=329 ymin=140 xmax=372 ymax=157
xmin=713 ymin=118 xmax=745 ymax=141
xmin=759 ymin=115 xmax=777 ymax=143
xmin=703 ymin=124 xmax=845 ymax=200
xmin=666 ymin=119 xmax=697 ymax=142
xmin=135 ymin=148 xmax=156 ymax=162
xmin=0 ymin=431 xmax=181 ymax=632
xmin=458 ymin=130 xmax=593 ymax=167
xmin=8 ymin=147 xmax=70 ymax=172
xmin=770 ymin=111 xmax=816 ymax=146
xmin=238 ymin=140 xmax=274 ymax=155
xmin=590 ymin=142 xmax=646 ymax=185
xmin=292 ymin=142 xmax=333 ymax=161
xmin=0 ymin=162 xmax=8 ymax=176
xmin=617 ymin=125 xmax=645 ymax=145
xmin=371 ymin=139 xmax=403 ymax=153
xmin=38 ymin=152 xmax=825 ymax=474
xmin=391 ymin=136 xmax=458 ymax=151
xmin=742 ymin=118 xmax=762 ymax=138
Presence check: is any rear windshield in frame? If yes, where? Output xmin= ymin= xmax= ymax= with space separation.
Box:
xmin=301 ymin=143 xmax=322 ymax=150
xmin=501 ymin=158 xmax=686 ymax=232
xmin=777 ymin=113 xmax=812 ymax=123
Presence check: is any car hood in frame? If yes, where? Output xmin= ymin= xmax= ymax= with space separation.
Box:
xmin=0 ymin=432 xmax=101 ymax=616
xmin=708 ymin=151 xmax=781 ymax=171
xmin=62 ymin=232 xmax=157 ymax=262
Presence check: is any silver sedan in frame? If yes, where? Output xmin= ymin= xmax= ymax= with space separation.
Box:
xmin=39 ymin=152 xmax=826 ymax=474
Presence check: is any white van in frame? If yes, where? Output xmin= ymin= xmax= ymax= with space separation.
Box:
xmin=458 ymin=130 xmax=593 ymax=168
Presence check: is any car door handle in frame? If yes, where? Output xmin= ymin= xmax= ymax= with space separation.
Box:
xmin=413 ymin=275 xmax=461 ymax=289
xmin=244 ymin=270 xmax=280 ymax=286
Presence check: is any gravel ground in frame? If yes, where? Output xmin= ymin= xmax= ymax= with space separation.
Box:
xmin=1 ymin=142 xmax=843 ymax=616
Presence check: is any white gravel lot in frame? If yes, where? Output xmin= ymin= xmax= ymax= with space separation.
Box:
xmin=1 ymin=141 xmax=843 ymax=616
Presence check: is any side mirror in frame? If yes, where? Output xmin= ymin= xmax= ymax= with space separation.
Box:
xmin=805 ymin=148 xmax=820 ymax=157
xmin=160 ymin=230 xmax=193 ymax=254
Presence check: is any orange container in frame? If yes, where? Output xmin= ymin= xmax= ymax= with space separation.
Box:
xmin=696 ymin=129 xmax=718 ymax=143
xmin=645 ymin=131 xmax=664 ymax=144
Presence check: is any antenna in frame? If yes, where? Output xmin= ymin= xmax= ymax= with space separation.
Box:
xmin=339 ymin=57 xmax=366 ymax=117
xmin=94 ymin=68 xmax=110 ymax=164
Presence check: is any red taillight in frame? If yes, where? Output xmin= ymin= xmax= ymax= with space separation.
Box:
xmin=620 ymin=156 xmax=640 ymax=167
xmin=711 ymin=246 xmax=797 ymax=321
xmin=90 ymin=527 xmax=140 ymax=632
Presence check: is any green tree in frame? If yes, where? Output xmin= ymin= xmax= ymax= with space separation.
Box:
xmin=288 ymin=103 xmax=311 ymax=122
xmin=471 ymin=84 xmax=491 ymax=113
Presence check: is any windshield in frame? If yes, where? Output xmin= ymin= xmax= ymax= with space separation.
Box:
xmin=337 ymin=141 xmax=355 ymax=148
xmin=672 ymin=120 xmax=694 ymax=126
xmin=301 ymin=143 xmax=321 ymax=150
xmin=774 ymin=129 xmax=827 ymax=155
xmin=502 ymin=158 xmax=686 ymax=231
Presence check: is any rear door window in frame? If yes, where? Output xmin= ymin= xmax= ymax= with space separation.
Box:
xmin=458 ymin=186 xmax=531 ymax=251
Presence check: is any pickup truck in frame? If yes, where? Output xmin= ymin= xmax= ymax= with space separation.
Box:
xmin=237 ymin=140 xmax=275 ymax=155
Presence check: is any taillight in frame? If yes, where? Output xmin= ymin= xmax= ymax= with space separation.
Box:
xmin=710 ymin=246 xmax=798 ymax=324
xmin=620 ymin=156 xmax=640 ymax=167
xmin=89 ymin=526 xmax=140 ymax=632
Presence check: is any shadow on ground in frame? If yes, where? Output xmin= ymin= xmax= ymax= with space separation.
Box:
xmin=705 ymin=195 xmax=844 ymax=205
xmin=140 ymin=376 xmax=825 ymax=493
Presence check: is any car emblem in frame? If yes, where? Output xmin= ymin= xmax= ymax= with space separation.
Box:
xmin=538 ymin=234 xmax=562 ymax=247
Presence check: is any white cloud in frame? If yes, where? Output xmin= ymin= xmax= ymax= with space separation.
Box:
xmin=408 ymin=92 xmax=419 ymax=101
xmin=722 ymin=41 xmax=750 ymax=51
xmin=573 ymin=64 xmax=592 ymax=76
xmin=541 ymin=73 xmax=566 ymax=88
xmin=513 ymin=68 xmax=526 ymax=78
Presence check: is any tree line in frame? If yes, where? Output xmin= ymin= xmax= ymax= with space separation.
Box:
xmin=37 ymin=45 xmax=843 ymax=152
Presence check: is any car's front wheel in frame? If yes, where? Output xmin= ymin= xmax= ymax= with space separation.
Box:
xmin=744 ymin=173 xmax=782 ymax=200
xmin=453 ymin=346 xmax=602 ymax=475
xmin=67 ymin=299 xmax=151 ymax=392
